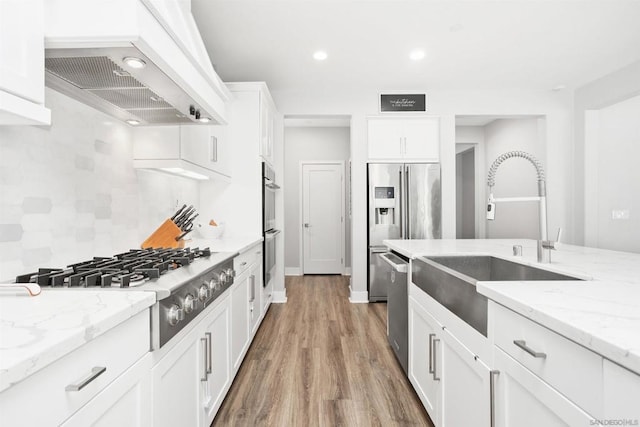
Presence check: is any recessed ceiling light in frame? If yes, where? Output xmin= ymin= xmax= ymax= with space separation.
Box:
xmin=199 ymin=117 xmax=211 ymax=123
xmin=126 ymin=119 xmax=140 ymax=126
xmin=123 ymin=57 xmax=146 ymax=69
xmin=409 ymin=50 xmax=425 ymax=61
xmin=313 ymin=50 xmax=328 ymax=61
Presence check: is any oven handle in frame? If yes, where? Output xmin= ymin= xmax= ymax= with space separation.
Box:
xmin=265 ymin=229 xmax=281 ymax=238
xmin=265 ymin=182 xmax=280 ymax=190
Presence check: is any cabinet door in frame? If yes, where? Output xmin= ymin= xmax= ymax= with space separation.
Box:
xmin=0 ymin=0 xmax=44 ymax=103
xmin=408 ymin=296 xmax=441 ymax=424
xmin=201 ymin=297 xmax=231 ymax=426
xmin=249 ymin=263 xmax=262 ymax=336
xmin=368 ymin=119 xmax=403 ymax=159
xmin=259 ymin=94 xmax=273 ymax=164
xmin=230 ymin=272 xmax=250 ymax=374
xmin=180 ymin=125 xmax=231 ymax=177
xmin=62 ymin=354 xmax=152 ymax=427
xmin=151 ymin=326 xmax=203 ymax=427
xmin=603 ymin=359 xmax=640 ymax=421
xmin=441 ymin=329 xmax=491 ymax=427
xmin=493 ymin=347 xmax=594 ymax=427
xmin=403 ymin=118 xmax=440 ymax=161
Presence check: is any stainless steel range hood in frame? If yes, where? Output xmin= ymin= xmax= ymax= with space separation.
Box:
xmin=44 ymin=0 xmax=229 ymax=126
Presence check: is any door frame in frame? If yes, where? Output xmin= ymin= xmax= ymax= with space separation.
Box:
xmin=299 ymin=161 xmax=346 ymax=275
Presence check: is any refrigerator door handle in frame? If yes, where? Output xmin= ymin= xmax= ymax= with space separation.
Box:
xmin=399 ymin=169 xmax=405 ymax=239
xmin=405 ymin=165 xmax=411 ymax=239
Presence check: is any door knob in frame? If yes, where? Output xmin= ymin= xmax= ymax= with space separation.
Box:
xmin=304 ymin=223 xmax=311 ymax=228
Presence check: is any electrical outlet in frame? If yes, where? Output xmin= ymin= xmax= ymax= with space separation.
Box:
xmin=611 ymin=209 xmax=631 ymax=220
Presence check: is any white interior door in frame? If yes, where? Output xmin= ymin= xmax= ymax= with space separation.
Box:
xmin=302 ymin=163 xmax=344 ymax=274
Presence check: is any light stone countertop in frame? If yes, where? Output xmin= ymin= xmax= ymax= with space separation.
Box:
xmin=384 ymin=238 xmax=640 ymax=375
xmin=0 ymin=290 xmax=155 ymax=392
xmin=0 ymin=235 xmax=262 ymax=393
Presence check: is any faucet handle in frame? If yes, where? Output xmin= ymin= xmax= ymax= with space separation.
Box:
xmin=542 ymin=227 xmax=562 ymax=251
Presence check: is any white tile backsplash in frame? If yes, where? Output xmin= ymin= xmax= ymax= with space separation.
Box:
xmin=0 ymin=88 xmax=200 ymax=281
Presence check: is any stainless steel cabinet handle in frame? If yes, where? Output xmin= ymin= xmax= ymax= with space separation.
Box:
xmin=405 ymin=166 xmax=411 ymax=238
xmin=249 ymin=275 xmax=255 ymax=302
xmin=303 ymin=223 xmax=311 ymax=228
xmin=240 ymin=261 xmax=247 ymax=267
xmin=201 ymin=337 xmax=208 ymax=381
xmin=65 ymin=366 xmax=107 ymax=391
xmin=428 ymin=333 xmax=435 ymax=374
xmin=513 ymin=340 xmax=547 ymax=358
xmin=490 ymin=370 xmax=500 ymax=427
xmin=205 ymin=332 xmax=212 ymax=374
xmin=210 ymin=136 xmax=218 ymax=162
xmin=432 ymin=338 xmax=440 ymax=381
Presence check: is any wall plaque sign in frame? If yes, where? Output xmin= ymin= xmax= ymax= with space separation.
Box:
xmin=379 ymin=93 xmax=427 ymax=112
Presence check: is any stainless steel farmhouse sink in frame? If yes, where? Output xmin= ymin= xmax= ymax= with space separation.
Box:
xmin=412 ymin=255 xmax=586 ymax=336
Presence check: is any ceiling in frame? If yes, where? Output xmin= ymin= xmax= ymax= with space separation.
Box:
xmin=192 ymin=1 xmax=640 ymax=97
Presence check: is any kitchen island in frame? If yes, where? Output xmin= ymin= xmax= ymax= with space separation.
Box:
xmin=385 ymin=238 xmax=640 ymax=426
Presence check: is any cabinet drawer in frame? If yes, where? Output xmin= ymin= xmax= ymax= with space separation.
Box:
xmin=0 ymin=310 xmax=150 ymax=426
xmin=491 ymin=302 xmax=603 ymax=417
xmin=234 ymin=244 xmax=262 ymax=276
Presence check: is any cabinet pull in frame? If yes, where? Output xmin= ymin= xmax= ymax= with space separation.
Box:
xmin=432 ymin=338 xmax=441 ymax=381
xmin=428 ymin=333 xmax=435 ymax=374
xmin=513 ymin=340 xmax=547 ymax=358
xmin=240 ymin=261 xmax=247 ymax=267
xmin=65 ymin=366 xmax=106 ymax=391
xmin=205 ymin=332 xmax=213 ymax=374
xmin=200 ymin=337 xmax=208 ymax=381
xmin=210 ymin=136 xmax=218 ymax=162
xmin=249 ymin=275 xmax=255 ymax=302
xmin=490 ymin=370 xmax=500 ymax=427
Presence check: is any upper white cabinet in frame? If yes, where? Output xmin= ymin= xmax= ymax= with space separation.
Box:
xmin=368 ymin=117 xmax=439 ymax=161
xmin=0 ymin=0 xmax=51 ymax=125
xmin=133 ymin=124 xmax=231 ymax=180
xmin=260 ymin=93 xmax=275 ymax=165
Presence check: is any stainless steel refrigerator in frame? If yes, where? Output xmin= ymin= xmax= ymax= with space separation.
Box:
xmin=368 ymin=163 xmax=441 ymax=301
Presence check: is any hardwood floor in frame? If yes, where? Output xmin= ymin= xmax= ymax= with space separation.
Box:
xmin=212 ymin=275 xmax=434 ymax=426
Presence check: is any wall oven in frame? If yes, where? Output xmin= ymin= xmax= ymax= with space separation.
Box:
xmin=262 ymin=162 xmax=280 ymax=287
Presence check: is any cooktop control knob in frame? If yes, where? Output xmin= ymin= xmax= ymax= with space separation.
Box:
xmin=167 ymin=304 xmax=184 ymax=326
xmin=218 ymin=271 xmax=228 ymax=285
xmin=183 ymin=294 xmax=195 ymax=314
xmin=208 ymin=278 xmax=219 ymax=291
xmin=199 ymin=284 xmax=210 ymax=301
xmin=224 ymin=268 xmax=235 ymax=279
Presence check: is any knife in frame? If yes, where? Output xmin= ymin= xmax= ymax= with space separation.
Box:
xmin=182 ymin=213 xmax=199 ymax=230
xmin=175 ymin=226 xmax=193 ymax=241
xmin=174 ymin=206 xmax=194 ymax=227
xmin=171 ymin=204 xmax=187 ymax=221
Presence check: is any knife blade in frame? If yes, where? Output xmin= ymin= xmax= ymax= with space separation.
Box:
xmin=182 ymin=213 xmax=199 ymax=230
xmin=174 ymin=205 xmax=194 ymax=227
xmin=170 ymin=204 xmax=187 ymax=221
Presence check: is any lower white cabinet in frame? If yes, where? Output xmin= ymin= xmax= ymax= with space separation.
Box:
xmin=0 ymin=310 xmax=150 ymax=427
xmin=408 ymin=294 xmax=492 ymax=427
xmin=249 ymin=262 xmax=261 ymax=336
xmin=151 ymin=294 xmax=231 ymax=427
xmin=493 ymin=347 xmax=593 ymax=426
xmin=62 ymin=353 xmax=153 ymax=427
xmin=603 ymin=359 xmax=640 ymax=421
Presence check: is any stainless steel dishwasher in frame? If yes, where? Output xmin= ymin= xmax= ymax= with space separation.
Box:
xmin=381 ymin=252 xmax=409 ymax=374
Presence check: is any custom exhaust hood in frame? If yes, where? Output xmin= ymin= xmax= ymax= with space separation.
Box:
xmin=44 ymin=0 xmax=229 ymax=126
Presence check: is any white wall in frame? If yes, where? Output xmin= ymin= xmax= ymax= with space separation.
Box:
xmin=271 ymin=87 xmax=574 ymax=301
xmin=589 ymin=95 xmax=640 ymax=252
xmin=0 ymin=89 xmax=200 ymax=280
xmin=484 ymin=118 xmax=545 ymax=239
xmin=283 ymin=126 xmax=351 ymax=273
xmin=574 ymin=60 xmax=640 ymax=246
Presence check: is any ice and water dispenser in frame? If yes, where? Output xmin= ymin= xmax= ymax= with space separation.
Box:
xmin=374 ymin=187 xmax=396 ymax=226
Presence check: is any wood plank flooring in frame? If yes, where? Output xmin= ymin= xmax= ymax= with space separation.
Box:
xmin=212 ymin=275 xmax=434 ymax=426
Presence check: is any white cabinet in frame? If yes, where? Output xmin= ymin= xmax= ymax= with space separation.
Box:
xmin=0 ymin=0 xmax=51 ymax=125
xmin=0 ymin=310 xmax=150 ymax=426
xmin=409 ymin=293 xmax=492 ymax=427
xmin=62 ymin=354 xmax=152 ymax=427
xmin=408 ymin=296 xmax=442 ymax=423
xmin=368 ymin=118 xmax=439 ymax=161
xmin=603 ymin=360 xmax=640 ymax=421
xmin=181 ymin=124 xmax=232 ymax=178
xmin=151 ymin=295 xmax=231 ymax=427
xmin=200 ymin=296 xmax=231 ymax=426
xmin=260 ymin=92 xmax=275 ymax=165
xmin=248 ymin=262 xmax=261 ymax=336
xmin=493 ymin=347 xmax=593 ymax=427
xmin=133 ymin=125 xmax=231 ymax=180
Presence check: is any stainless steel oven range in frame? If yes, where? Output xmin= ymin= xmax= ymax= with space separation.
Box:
xmin=14 ymin=247 xmax=237 ymax=349
xmin=262 ymin=161 xmax=280 ymax=287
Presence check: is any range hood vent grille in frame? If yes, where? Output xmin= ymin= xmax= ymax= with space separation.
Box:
xmin=45 ymin=56 xmax=143 ymax=89
xmin=87 ymin=88 xmax=172 ymax=109
xmin=129 ymin=108 xmax=193 ymax=124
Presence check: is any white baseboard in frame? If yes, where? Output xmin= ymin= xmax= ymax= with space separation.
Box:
xmin=272 ymin=290 xmax=288 ymax=303
xmin=342 ymin=267 xmax=352 ymax=276
xmin=348 ymin=284 xmax=369 ymax=303
xmin=285 ymin=267 xmax=301 ymax=276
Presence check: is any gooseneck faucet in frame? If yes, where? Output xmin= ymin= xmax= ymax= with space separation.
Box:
xmin=486 ymin=151 xmax=559 ymax=263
